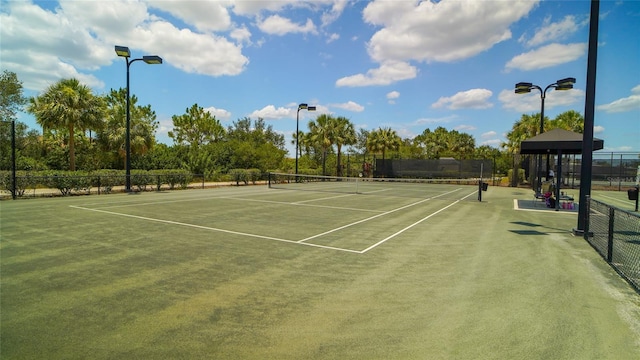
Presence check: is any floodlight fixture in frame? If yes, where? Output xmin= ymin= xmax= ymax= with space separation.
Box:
xmin=556 ymin=77 xmax=576 ymax=87
xmin=514 ymin=77 xmax=576 ymax=195
xmin=143 ymin=55 xmax=163 ymax=64
xmin=114 ymin=45 xmax=163 ymax=192
xmin=295 ymin=103 xmax=316 ymax=175
xmin=115 ymin=45 xmax=131 ymax=58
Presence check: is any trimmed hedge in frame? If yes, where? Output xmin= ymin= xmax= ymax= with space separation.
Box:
xmin=0 ymin=169 xmax=194 ymax=197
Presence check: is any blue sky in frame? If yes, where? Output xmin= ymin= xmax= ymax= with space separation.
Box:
xmin=2 ymin=0 xmax=639 ymax=156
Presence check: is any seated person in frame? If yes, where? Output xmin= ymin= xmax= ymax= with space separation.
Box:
xmin=544 ymin=191 xmax=556 ymax=208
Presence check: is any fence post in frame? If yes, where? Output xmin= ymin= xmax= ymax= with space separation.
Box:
xmin=607 ymin=207 xmax=614 ymax=263
xmin=583 ymin=195 xmax=591 ymax=240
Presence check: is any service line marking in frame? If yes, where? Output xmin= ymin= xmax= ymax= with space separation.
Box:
xmin=359 ymin=201 xmax=460 ymax=253
xmin=69 ymin=205 xmax=362 ymax=254
xmin=298 ymin=188 xmax=462 ymax=243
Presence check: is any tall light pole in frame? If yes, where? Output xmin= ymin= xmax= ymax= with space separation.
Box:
xmin=115 ymin=46 xmax=162 ymax=192
xmin=295 ymin=103 xmax=316 ymax=175
xmin=515 ymin=77 xmax=576 ymax=193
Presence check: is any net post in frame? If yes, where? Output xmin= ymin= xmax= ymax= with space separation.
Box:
xmin=268 ymin=172 xmax=271 ymax=188
xmin=478 ymin=162 xmax=483 ymax=202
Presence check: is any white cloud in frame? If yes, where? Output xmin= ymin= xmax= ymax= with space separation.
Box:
xmin=505 ymin=43 xmax=587 ymax=72
xmin=321 ymin=0 xmax=349 ymax=27
xmin=257 ymin=15 xmax=317 ymax=36
xmin=140 ymin=21 xmax=249 ymax=77
xmin=454 ymin=124 xmax=476 ymax=132
xmin=248 ymin=105 xmax=294 ymax=119
xmin=230 ymin=0 xmax=296 ymax=16
xmin=499 ymin=88 xmax=585 ymax=112
xmin=387 ymin=90 xmax=400 ymax=104
xmin=363 ymin=0 xmax=538 ymax=63
xmin=230 ymin=26 xmax=252 ymax=45
xmin=520 ymin=15 xmax=585 ymax=47
xmin=481 ymin=139 xmax=503 ymax=147
xmin=432 ymin=89 xmax=493 ymax=110
xmin=412 ymin=115 xmax=457 ymax=126
xmin=204 ymin=106 xmax=232 ymax=121
xmin=331 ymin=101 xmax=365 ymax=112
xmin=326 ymin=33 xmax=340 ymax=43
xmin=147 ymin=0 xmax=232 ymax=32
xmin=481 ymin=131 xmax=498 ymax=139
xmin=594 ymin=125 xmax=605 ymax=134
xmin=0 ymin=0 xmax=249 ymax=93
xmin=597 ymin=85 xmax=640 ymax=113
xmin=335 ymin=61 xmax=417 ymax=87
xmin=387 ymin=91 xmax=400 ymax=99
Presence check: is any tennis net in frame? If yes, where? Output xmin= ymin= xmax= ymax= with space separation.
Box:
xmin=267 ymin=172 xmax=482 ymax=200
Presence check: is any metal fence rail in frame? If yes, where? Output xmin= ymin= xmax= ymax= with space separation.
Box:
xmin=585 ymin=197 xmax=640 ymax=292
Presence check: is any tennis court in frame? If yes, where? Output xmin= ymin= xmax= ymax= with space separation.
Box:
xmin=1 ymin=182 xmax=639 ymax=359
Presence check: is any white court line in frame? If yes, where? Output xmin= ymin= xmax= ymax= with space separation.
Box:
xmin=298 ymin=188 xmax=462 ymax=243
xmin=82 ymin=194 xmax=382 ymax=213
xmin=70 ymin=187 xmax=470 ymax=254
xmin=359 ymin=201 xmax=460 ymax=253
xmin=69 ymin=205 xmax=362 ymax=254
xmin=219 ymin=196 xmax=384 ymax=213
xmin=293 ymin=193 xmax=355 ymax=204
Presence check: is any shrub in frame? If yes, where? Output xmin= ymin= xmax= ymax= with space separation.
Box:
xmin=131 ymin=170 xmax=153 ymax=192
xmin=92 ymin=170 xmax=124 ymax=194
xmin=0 ymin=171 xmax=39 ymax=197
xmin=41 ymin=171 xmax=92 ymax=196
xmin=229 ymin=169 xmax=248 ymax=186
xmin=247 ymin=169 xmax=262 ymax=184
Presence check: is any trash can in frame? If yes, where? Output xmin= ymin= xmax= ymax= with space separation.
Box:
xmin=481 ymin=182 xmax=489 ymax=191
xmin=628 ymin=187 xmax=639 ymax=201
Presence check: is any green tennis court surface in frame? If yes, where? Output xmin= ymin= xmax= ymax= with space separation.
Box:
xmin=1 ymin=185 xmax=639 ymax=359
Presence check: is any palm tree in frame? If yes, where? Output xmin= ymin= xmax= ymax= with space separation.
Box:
xmin=367 ymin=127 xmax=401 ymax=177
xmin=27 ymin=78 xmax=104 ymax=171
xmin=331 ymin=116 xmax=356 ymax=177
xmin=308 ymin=114 xmax=334 ymax=176
xmin=101 ymin=88 xmax=158 ymax=169
xmin=551 ymin=110 xmax=584 ymax=133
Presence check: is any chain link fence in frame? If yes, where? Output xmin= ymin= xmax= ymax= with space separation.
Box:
xmin=584 ymin=197 xmax=640 ymax=292
xmin=518 ymin=152 xmax=639 ymax=190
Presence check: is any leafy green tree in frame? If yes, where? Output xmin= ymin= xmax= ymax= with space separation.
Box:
xmin=0 ymin=70 xmax=27 ymax=123
xmin=27 ymin=78 xmax=104 ymax=171
xmin=99 ymin=88 xmax=158 ymax=169
xmin=448 ymin=130 xmax=476 ymax=159
xmin=132 ymin=143 xmax=182 ymax=170
xmin=416 ymin=127 xmax=445 ymax=159
xmin=227 ymin=117 xmax=286 ymax=171
xmin=0 ymin=120 xmax=46 ymax=170
xmin=169 ymin=103 xmax=225 ymax=146
xmin=168 ymin=103 xmax=224 ymax=174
